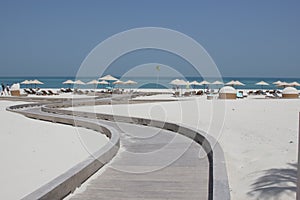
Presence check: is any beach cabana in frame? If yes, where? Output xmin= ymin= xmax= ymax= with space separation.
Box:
xmin=282 ymin=87 xmax=299 ymax=99
xmin=10 ymin=83 xmax=21 ymax=96
xmin=218 ymin=86 xmax=237 ymax=99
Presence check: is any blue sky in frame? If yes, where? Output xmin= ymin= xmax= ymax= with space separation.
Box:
xmin=0 ymin=0 xmax=299 ymax=77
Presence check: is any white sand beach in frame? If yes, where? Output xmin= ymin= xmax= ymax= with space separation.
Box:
xmin=0 ymin=101 xmax=108 ymax=200
xmin=67 ymin=94 xmax=300 ymax=200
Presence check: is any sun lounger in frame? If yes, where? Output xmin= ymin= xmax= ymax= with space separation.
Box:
xmin=184 ymin=91 xmax=191 ymax=97
xmin=48 ymin=90 xmax=59 ymax=95
xmin=172 ymin=91 xmax=180 ymax=97
xmin=196 ymin=90 xmax=203 ymax=95
xmin=237 ymin=92 xmax=243 ymax=98
xmin=265 ymin=92 xmax=275 ymax=98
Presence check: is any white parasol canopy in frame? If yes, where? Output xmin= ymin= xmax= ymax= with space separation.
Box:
xmin=199 ymin=80 xmax=211 ymax=85
xmin=255 ymin=81 xmax=269 ymax=86
xmin=21 ymin=80 xmax=31 ymax=85
xmin=211 ymin=80 xmax=224 ymax=85
xmin=273 ymin=80 xmax=282 ymax=85
xmin=31 ymin=79 xmax=44 ymax=85
xmin=189 ymin=81 xmax=201 ymax=85
xmin=99 ymin=75 xmax=118 ymax=81
xmin=98 ymin=80 xmax=109 ymax=85
xmin=87 ymin=80 xmax=100 ymax=85
xmin=63 ymin=80 xmax=75 ymax=84
xmin=170 ymin=79 xmax=188 ymax=86
xmin=124 ymin=80 xmax=137 ymax=85
xmin=113 ymin=80 xmax=125 ymax=85
xmin=74 ymin=80 xmax=85 ymax=85
xmin=289 ymin=81 xmax=300 ymax=87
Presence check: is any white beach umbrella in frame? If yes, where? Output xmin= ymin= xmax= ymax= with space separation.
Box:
xmin=234 ymin=80 xmax=245 ymax=86
xmin=31 ymin=79 xmax=44 ymax=88
xmin=124 ymin=80 xmax=137 ymax=90
xmin=170 ymin=79 xmax=180 ymax=85
xmin=199 ymin=80 xmax=211 ymax=90
xmin=189 ymin=81 xmax=201 ymax=85
xmin=74 ymin=80 xmax=85 ymax=85
xmin=176 ymin=79 xmax=188 ymax=86
xmin=255 ymin=81 xmax=269 ymax=86
xmin=255 ymin=81 xmax=269 ymax=90
xmin=277 ymin=82 xmax=290 ymax=88
xmin=124 ymin=80 xmax=137 ymax=85
xmin=199 ymin=80 xmax=211 ymax=85
xmin=86 ymin=80 xmax=101 ymax=89
xmin=170 ymin=79 xmax=187 ymax=86
xmin=31 ymin=79 xmax=44 ymax=85
xmin=225 ymin=80 xmax=236 ymax=86
xmin=226 ymin=80 xmax=245 ymax=88
xmin=21 ymin=80 xmax=30 ymax=85
xmin=98 ymin=80 xmax=109 ymax=85
xmin=113 ymin=80 xmax=125 ymax=85
xmin=211 ymin=80 xmax=224 ymax=85
xmin=87 ymin=80 xmax=100 ymax=85
xmin=273 ymin=80 xmax=282 ymax=85
xmin=289 ymin=81 xmax=300 ymax=87
xmin=99 ymin=75 xmax=118 ymax=81
xmin=63 ymin=80 xmax=75 ymax=84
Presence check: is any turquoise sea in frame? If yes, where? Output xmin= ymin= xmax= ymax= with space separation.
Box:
xmin=0 ymin=77 xmax=300 ymax=90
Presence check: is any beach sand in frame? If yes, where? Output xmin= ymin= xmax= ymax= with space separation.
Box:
xmin=0 ymin=101 xmax=108 ymax=200
xmin=68 ymin=94 xmax=300 ymax=200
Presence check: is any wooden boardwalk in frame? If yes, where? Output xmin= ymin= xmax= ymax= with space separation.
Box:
xmin=12 ymin=104 xmax=210 ymax=200
xmin=69 ymin=121 xmax=209 ymax=200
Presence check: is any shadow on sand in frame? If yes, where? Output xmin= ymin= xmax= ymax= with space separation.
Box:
xmin=248 ymin=163 xmax=297 ymax=199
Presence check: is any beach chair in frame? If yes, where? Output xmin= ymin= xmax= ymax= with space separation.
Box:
xmin=48 ymin=90 xmax=59 ymax=95
xmin=184 ymin=91 xmax=191 ymax=97
xmin=196 ymin=90 xmax=203 ymax=95
xmin=173 ymin=91 xmax=180 ymax=97
xmin=29 ymin=88 xmax=37 ymax=95
xmin=265 ymin=92 xmax=275 ymax=98
xmin=24 ymin=89 xmax=32 ymax=95
xmin=236 ymin=92 xmax=243 ymax=99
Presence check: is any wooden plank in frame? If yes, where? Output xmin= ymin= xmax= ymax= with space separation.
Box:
xmin=69 ymin=121 xmax=209 ymax=200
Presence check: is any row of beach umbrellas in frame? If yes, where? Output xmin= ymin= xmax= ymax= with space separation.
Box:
xmin=170 ymin=79 xmax=300 ymax=88
xmin=62 ymin=75 xmax=137 ymax=88
xmin=20 ymin=76 xmax=300 ymax=90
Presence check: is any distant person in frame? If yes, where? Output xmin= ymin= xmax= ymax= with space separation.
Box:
xmin=0 ymin=85 xmax=2 ymax=96
xmin=6 ymin=84 xmax=10 ymax=95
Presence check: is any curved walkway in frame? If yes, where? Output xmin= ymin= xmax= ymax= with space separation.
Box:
xmin=70 ymin=120 xmax=209 ymax=200
xmin=6 ymin=97 xmax=230 ymax=200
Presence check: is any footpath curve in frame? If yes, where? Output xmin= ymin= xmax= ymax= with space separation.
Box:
xmin=6 ymin=98 xmax=230 ymax=200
